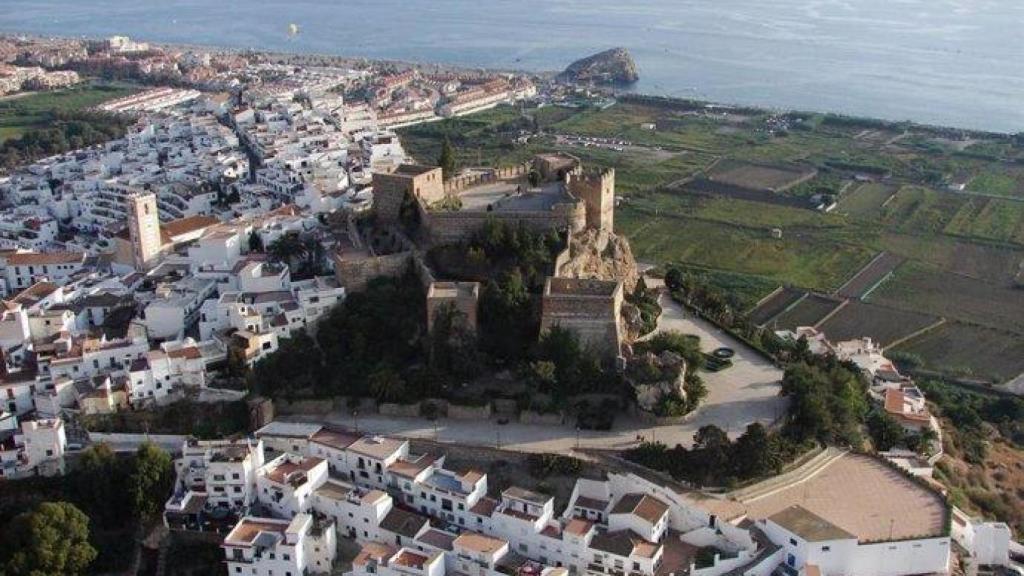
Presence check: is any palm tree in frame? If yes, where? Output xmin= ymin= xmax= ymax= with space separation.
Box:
xmin=368 ymin=366 xmax=406 ymax=402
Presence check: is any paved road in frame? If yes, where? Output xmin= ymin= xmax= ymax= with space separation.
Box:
xmin=282 ymin=294 xmax=786 ymax=453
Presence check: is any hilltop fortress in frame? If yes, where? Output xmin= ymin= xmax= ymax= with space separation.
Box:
xmin=338 ymin=153 xmax=636 ymax=356
xmin=373 ymin=153 xmax=615 ymax=244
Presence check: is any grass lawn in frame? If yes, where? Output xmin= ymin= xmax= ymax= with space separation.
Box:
xmin=0 ymin=80 xmax=139 ymax=143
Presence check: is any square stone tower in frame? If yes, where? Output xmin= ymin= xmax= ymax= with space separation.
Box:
xmin=372 ymin=165 xmax=444 ymax=223
xmin=127 ymin=192 xmax=163 ymax=270
xmin=568 ymin=168 xmax=615 ymax=232
xmin=426 ymin=281 xmax=480 ymax=333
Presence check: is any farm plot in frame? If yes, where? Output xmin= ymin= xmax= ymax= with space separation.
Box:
xmin=944 ymin=197 xmax=1024 ymax=245
xmin=707 ymin=159 xmax=816 ymax=192
xmin=893 ymin=322 xmax=1024 ymax=383
xmin=879 ymin=186 xmax=965 ymax=234
xmin=875 ymin=232 xmax=1023 ymax=284
xmin=748 ymin=286 xmax=806 ymax=326
xmin=680 ymin=178 xmax=812 ymax=209
xmin=816 ymin=301 xmax=941 ymax=347
xmin=771 ymin=293 xmax=844 ymax=331
xmin=835 ymin=251 xmax=904 ymax=299
xmin=617 ymin=209 xmax=873 ymax=292
xmin=967 ymin=164 xmax=1024 ymax=198
xmin=869 ymin=261 xmax=1024 ymax=333
xmin=839 ymin=182 xmax=896 ymax=218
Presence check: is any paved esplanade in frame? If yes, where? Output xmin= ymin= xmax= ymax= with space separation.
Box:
xmin=283 ymin=292 xmax=786 ymax=453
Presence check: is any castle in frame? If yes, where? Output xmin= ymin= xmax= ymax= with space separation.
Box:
xmin=354 ymin=153 xmax=626 ymax=356
xmin=373 ymin=153 xmax=615 ymax=245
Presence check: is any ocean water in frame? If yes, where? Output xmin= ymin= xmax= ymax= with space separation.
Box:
xmin=2 ymin=0 xmax=1022 ymax=132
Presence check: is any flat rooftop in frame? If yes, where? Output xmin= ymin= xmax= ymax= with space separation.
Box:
xmin=393 ymin=164 xmax=439 ymax=176
xmin=741 ymin=454 xmax=947 ymax=542
xmin=428 ymin=281 xmax=479 ymax=300
xmin=456 ymin=179 xmax=572 ymax=212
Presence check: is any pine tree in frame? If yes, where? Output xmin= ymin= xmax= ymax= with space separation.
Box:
xmin=438 ymin=137 xmax=456 ymax=180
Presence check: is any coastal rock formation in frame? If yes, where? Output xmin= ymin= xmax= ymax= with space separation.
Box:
xmin=559 ymin=47 xmax=639 ymax=85
xmin=556 ymin=228 xmax=640 ymax=293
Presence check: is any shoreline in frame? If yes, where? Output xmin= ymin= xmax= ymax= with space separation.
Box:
xmin=2 ymin=30 xmax=1019 ymax=138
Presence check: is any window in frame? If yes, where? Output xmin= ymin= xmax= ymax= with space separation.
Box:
xmin=821 ymin=546 xmax=830 ymax=552
xmin=283 ymin=554 xmax=290 ymax=561
xmin=789 ymin=538 xmax=798 ymax=546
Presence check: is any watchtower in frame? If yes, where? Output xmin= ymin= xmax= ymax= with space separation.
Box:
xmin=568 ymin=168 xmax=615 ymax=232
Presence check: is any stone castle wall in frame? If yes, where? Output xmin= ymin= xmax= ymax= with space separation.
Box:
xmin=443 ymin=164 xmax=530 ymax=195
xmin=423 ymin=201 xmax=583 ymax=245
xmin=333 ymin=251 xmax=412 ymax=292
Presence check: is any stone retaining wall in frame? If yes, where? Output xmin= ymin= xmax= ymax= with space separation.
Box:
xmin=448 ymin=403 xmax=492 ymax=420
xmin=519 ymin=410 xmax=564 ymax=425
xmin=379 ymin=402 xmax=420 ymax=417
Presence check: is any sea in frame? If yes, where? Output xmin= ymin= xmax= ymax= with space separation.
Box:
xmin=2 ymin=0 xmax=1022 ymax=132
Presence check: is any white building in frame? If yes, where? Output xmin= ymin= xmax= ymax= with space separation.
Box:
xmin=761 ymin=505 xmax=950 ymax=576
xmin=0 ymin=416 xmax=67 ymax=479
xmin=256 ymin=453 xmax=330 ymax=519
xmin=222 ymin=514 xmax=337 ymax=576
xmin=175 ymin=438 xmax=265 ymax=511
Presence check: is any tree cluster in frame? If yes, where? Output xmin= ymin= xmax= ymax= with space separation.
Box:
xmin=267 ymin=232 xmax=326 ymax=279
xmin=780 ymin=358 xmax=868 ymax=446
xmin=0 ymin=442 xmax=174 ymax=576
xmin=625 ymin=423 xmax=801 ymax=487
xmin=918 ymin=379 xmax=1024 ymax=464
xmin=0 ymin=111 xmax=130 ymax=171
xmin=252 ymin=271 xmax=430 ymax=400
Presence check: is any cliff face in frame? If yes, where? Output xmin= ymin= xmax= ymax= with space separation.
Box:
xmin=556 ymin=228 xmax=640 ymax=293
xmin=558 ymin=47 xmax=639 ymax=85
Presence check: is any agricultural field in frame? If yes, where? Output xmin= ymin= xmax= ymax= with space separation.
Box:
xmin=835 ymin=251 xmax=904 ymax=299
xmin=770 ymin=293 xmax=843 ymax=331
xmin=748 ymin=287 xmax=806 ymax=326
xmin=816 ymin=301 xmax=940 ymax=347
xmin=706 ymin=159 xmax=815 ymax=192
xmin=617 ymin=206 xmax=873 ymax=292
xmin=967 ymin=164 xmax=1024 ymax=198
xmin=891 ymin=322 xmax=1024 ymax=383
xmin=0 ymin=80 xmax=139 ymax=142
xmin=878 ymin=185 xmax=966 ymax=235
xmin=869 ymin=261 xmax=1024 ymax=334
xmin=403 ymin=99 xmax=1024 ymax=382
xmin=836 ymin=182 xmax=896 ymax=218
xmin=944 ymin=197 xmax=1024 ymax=245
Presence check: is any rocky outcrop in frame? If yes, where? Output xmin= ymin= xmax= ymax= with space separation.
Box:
xmin=558 ymin=48 xmax=639 ymax=85
xmin=556 ymin=228 xmax=639 ymax=292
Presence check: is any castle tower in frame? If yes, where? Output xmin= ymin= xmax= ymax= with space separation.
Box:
xmin=127 ymin=192 xmax=162 ymax=270
xmin=569 ymin=168 xmax=615 ymax=232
